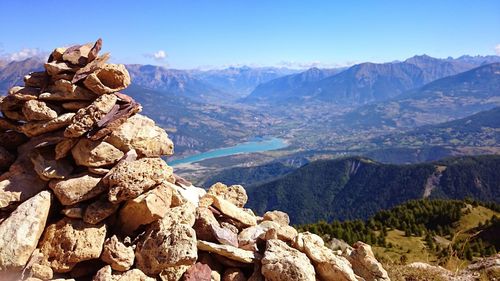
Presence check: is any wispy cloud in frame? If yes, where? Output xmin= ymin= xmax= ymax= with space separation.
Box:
xmin=277 ymin=60 xmax=356 ymax=69
xmin=495 ymin=44 xmax=500 ymax=55
xmin=7 ymin=48 xmax=46 ymax=61
xmin=144 ymin=50 xmax=167 ymax=61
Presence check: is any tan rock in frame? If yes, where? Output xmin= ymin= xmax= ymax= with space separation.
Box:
xmin=44 ymin=61 xmax=78 ymax=76
xmin=348 ymin=241 xmax=390 ymax=281
xmin=8 ymin=86 xmax=40 ymax=100
xmin=49 ymin=173 xmax=104 ymax=205
xmin=62 ymin=42 xmax=93 ymax=65
xmin=64 ymin=93 xmax=118 ymax=138
xmin=71 ymin=139 xmax=124 ymax=167
xmin=22 ymin=100 xmax=57 ymax=121
xmin=89 ymin=167 xmax=111 ymax=175
xmin=211 ymin=224 xmax=239 ymax=247
xmin=83 ymin=197 xmax=120 ymax=224
xmin=261 ymin=239 xmax=315 ymax=281
xmin=84 ymin=64 xmax=131 ymax=95
xmin=197 ymin=240 xmax=258 ymax=264
xmin=181 ymin=263 xmax=212 ymax=281
xmin=24 ymin=71 xmax=49 ymax=88
xmin=101 ymin=235 xmax=134 ymax=272
xmin=159 ymin=265 xmax=190 ymax=281
xmin=48 ymin=47 xmax=67 ymax=61
xmin=39 ymin=218 xmax=106 ymax=273
xmin=106 ymin=114 xmax=174 ymax=157
xmin=20 ymin=113 xmax=75 ymax=137
xmin=193 ymin=207 xmax=220 ymax=241
xmin=0 ymin=191 xmax=51 ymax=270
xmin=55 ymin=137 xmax=79 ymax=160
xmin=294 ymin=232 xmax=357 ymax=281
xmin=62 ymin=101 xmax=92 ymax=111
xmin=263 ymin=211 xmax=290 ymax=226
xmin=93 ymin=265 xmax=156 ymax=281
xmin=41 ymin=80 xmax=97 ymax=101
xmin=212 ymin=271 xmax=222 ymax=281
xmin=207 ymin=183 xmax=248 ymax=208
xmin=30 ymin=149 xmax=73 ymax=180
xmin=222 ymin=268 xmax=246 ymax=281
xmin=135 ymin=221 xmax=197 ymax=275
xmin=31 ymin=263 xmax=53 ymax=280
xmin=104 ymin=158 xmax=173 ymax=203
xmin=119 ymin=184 xmax=172 ymax=234
xmin=209 ymin=195 xmax=256 ymax=227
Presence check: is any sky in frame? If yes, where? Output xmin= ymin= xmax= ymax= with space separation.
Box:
xmin=0 ymin=0 xmax=499 ymax=69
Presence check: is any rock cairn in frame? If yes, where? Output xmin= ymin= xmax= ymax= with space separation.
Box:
xmin=0 ymin=39 xmax=390 ymax=281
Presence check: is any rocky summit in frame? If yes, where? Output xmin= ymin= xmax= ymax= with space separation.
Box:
xmin=0 ymin=39 xmax=389 ymax=281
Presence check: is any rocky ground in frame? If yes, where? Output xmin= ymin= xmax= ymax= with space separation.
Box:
xmin=0 ymin=39 xmax=391 ymax=281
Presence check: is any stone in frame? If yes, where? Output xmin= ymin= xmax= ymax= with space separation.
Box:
xmin=181 ymin=263 xmax=211 ymax=281
xmin=135 ymin=222 xmax=197 ymax=275
xmin=24 ymin=71 xmax=49 ymax=88
xmin=104 ymin=158 xmax=173 ymax=203
xmin=71 ymin=139 xmax=124 ymax=167
xmin=22 ymin=100 xmax=58 ymax=121
xmin=55 ymin=138 xmax=79 ymax=160
xmin=159 ymin=265 xmax=190 ymax=281
xmin=61 ymin=205 xmax=84 ymax=219
xmin=101 ymin=235 xmax=134 ymax=272
xmin=106 ymin=114 xmax=174 ymax=157
xmin=212 ymin=271 xmax=222 ymax=281
xmin=193 ymin=207 xmax=220 ymax=241
xmin=119 ymin=184 xmax=172 ymax=234
xmin=166 ymin=181 xmax=206 ymax=206
xmin=83 ymin=197 xmax=120 ymax=224
xmin=211 ymin=224 xmax=239 ymax=247
xmin=197 ymin=240 xmax=258 ymax=264
xmin=83 ymin=64 xmax=131 ymax=95
xmin=30 ymin=149 xmax=74 ymax=180
xmin=0 ymin=146 xmax=15 ymax=172
xmin=238 ymin=221 xmax=280 ymax=251
xmin=41 ymin=80 xmax=97 ymax=101
xmin=44 ymin=61 xmax=78 ymax=76
xmin=209 ymin=195 xmax=256 ymax=227
xmin=8 ymin=86 xmax=40 ymax=100
xmin=62 ymin=42 xmax=93 ymax=65
xmin=207 ymin=183 xmax=248 ymax=208
xmin=162 ymin=202 xmax=196 ymax=227
xmin=48 ymin=47 xmax=67 ymax=61
xmin=294 ymin=232 xmax=357 ymax=281
xmin=39 ymin=218 xmax=106 ymax=273
xmin=348 ymin=241 xmax=390 ymax=281
xmin=222 ymin=268 xmax=246 ymax=281
xmin=20 ymin=113 xmax=75 ymax=137
xmin=31 ymin=263 xmax=54 ymax=280
xmin=263 ymin=211 xmax=290 ymax=226
xmin=49 ymin=173 xmax=105 ymax=205
xmin=0 ymin=191 xmax=51 ymax=270
xmin=261 ymin=239 xmax=315 ymax=281
xmin=62 ymin=101 xmax=92 ymax=111
xmin=65 ymin=94 xmax=118 ymax=138
xmin=93 ymin=265 xmax=155 ymax=281
xmin=0 ymin=117 xmax=21 ymax=133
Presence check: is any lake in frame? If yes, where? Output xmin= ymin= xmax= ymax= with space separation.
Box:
xmin=168 ymin=137 xmax=288 ymax=166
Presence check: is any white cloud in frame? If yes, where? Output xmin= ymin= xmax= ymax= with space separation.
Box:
xmin=495 ymin=44 xmax=500 ymax=55
xmin=145 ymin=50 xmax=167 ymax=61
xmin=8 ymin=48 xmax=45 ymax=61
xmin=277 ymin=60 xmax=356 ymax=69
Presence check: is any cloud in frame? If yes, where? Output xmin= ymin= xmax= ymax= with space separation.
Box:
xmin=495 ymin=44 xmax=500 ymax=55
xmin=144 ymin=50 xmax=167 ymax=61
xmin=277 ymin=60 xmax=356 ymax=69
xmin=7 ymin=48 xmax=46 ymax=61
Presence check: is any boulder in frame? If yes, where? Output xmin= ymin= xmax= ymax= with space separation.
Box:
xmin=49 ymin=173 xmax=104 ymax=205
xmin=39 ymin=218 xmax=107 ymax=273
xmin=104 ymin=158 xmax=173 ymax=203
xmin=348 ymin=241 xmax=390 ymax=281
xmin=119 ymin=184 xmax=172 ymax=234
xmin=0 ymin=191 xmax=51 ymax=270
xmin=106 ymin=114 xmax=174 ymax=157
xmin=83 ymin=64 xmax=131 ymax=95
xmin=22 ymin=100 xmax=58 ymax=121
xmin=101 ymin=235 xmax=134 ymax=272
xmin=71 ymin=139 xmax=124 ymax=167
xmin=261 ymin=239 xmax=315 ymax=281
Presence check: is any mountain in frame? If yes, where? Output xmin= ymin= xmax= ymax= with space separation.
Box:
xmin=244 ymin=55 xmax=500 ymax=105
xmin=0 ymin=57 xmax=44 ymax=93
xmin=192 ymin=66 xmax=298 ymax=97
xmin=246 ymin=155 xmax=500 ymax=224
xmin=242 ymin=67 xmax=343 ymax=102
xmin=344 ymin=63 xmax=500 ymax=128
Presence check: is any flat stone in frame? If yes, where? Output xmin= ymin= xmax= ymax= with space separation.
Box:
xmin=62 ymin=42 xmax=93 ymax=65
xmin=101 ymin=235 xmax=134 ymax=272
xmin=62 ymin=101 xmax=92 ymax=111
xmin=261 ymin=239 xmax=315 ymax=281
xmin=71 ymin=139 xmax=124 ymax=167
xmin=119 ymin=184 xmax=172 ymax=234
xmin=197 ymin=240 xmax=258 ymax=264
xmin=104 ymin=158 xmax=173 ymax=203
xmin=65 ymin=94 xmax=118 ymax=138
xmin=83 ymin=197 xmax=120 ymax=224
xmin=93 ymin=265 xmax=156 ymax=281
xmin=41 ymin=80 xmax=97 ymax=101
xmin=49 ymin=173 xmax=104 ymax=205
xmin=20 ymin=113 xmax=74 ymax=137
xmin=0 ymin=191 xmax=51 ymax=270
xmin=8 ymin=86 xmax=40 ymax=100
xmin=106 ymin=114 xmax=174 ymax=157
xmin=135 ymin=222 xmax=197 ymax=275
xmin=348 ymin=241 xmax=390 ymax=281
xmin=181 ymin=263 xmax=211 ymax=281
xmin=39 ymin=218 xmax=106 ymax=273
xmin=193 ymin=207 xmax=220 ymax=241
xmin=30 ymin=149 xmax=74 ymax=180
xmin=24 ymin=71 xmax=49 ymax=88
xmin=83 ymin=64 xmax=131 ymax=95
xmin=44 ymin=61 xmax=78 ymax=76
xmin=209 ymin=195 xmax=256 ymax=227
xmin=211 ymin=224 xmax=239 ymax=247
xmin=55 ymin=138 xmax=79 ymax=160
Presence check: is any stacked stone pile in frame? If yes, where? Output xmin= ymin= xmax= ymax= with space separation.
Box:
xmin=0 ymin=39 xmax=390 ymax=281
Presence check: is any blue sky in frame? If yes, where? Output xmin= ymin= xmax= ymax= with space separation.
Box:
xmin=0 ymin=0 xmax=499 ymax=69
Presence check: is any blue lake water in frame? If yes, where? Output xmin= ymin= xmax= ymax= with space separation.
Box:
xmin=168 ymin=137 xmax=287 ymax=166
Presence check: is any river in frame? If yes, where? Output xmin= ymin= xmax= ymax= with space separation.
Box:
xmin=168 ymin=137 xmax=288 ymax=166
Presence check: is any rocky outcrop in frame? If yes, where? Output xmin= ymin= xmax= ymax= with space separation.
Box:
xmin=0 ymin=39 xmax=389 ymax=281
